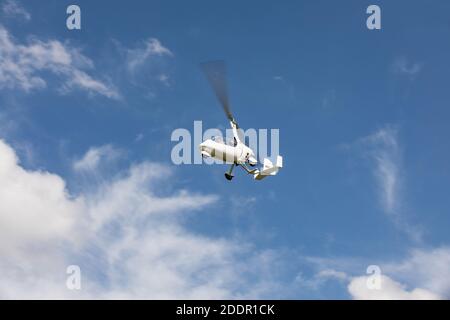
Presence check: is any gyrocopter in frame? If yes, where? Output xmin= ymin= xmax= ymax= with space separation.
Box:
xmin=199 ymin=61 xmax=283 ymax=181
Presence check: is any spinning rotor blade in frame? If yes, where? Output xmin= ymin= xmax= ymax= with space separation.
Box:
xmin=200 ymin=60 xmax=234 ymax=122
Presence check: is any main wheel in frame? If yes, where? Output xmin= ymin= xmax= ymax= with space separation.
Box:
xmin=224 ymin=173 xmax=234 ymax=181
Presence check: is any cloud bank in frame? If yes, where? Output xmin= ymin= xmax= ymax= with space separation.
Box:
xmin=0 ymin=139 xmax=282 ymax=299
xmin=348 ymin=274 xmax=440 ymax=300
xmin=308 ymin=246 xmax=450 ymax=300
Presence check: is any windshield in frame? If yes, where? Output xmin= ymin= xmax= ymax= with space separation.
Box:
xmin=211 ymin=136 xmax=236 ymax=146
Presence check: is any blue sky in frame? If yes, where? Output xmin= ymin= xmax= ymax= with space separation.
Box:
xmin=1 ymin=0 xmax=450 ymax=299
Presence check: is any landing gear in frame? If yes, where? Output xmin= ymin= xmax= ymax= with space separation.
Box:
xmin=224 ymin=163 xmax=235 ymax=181
xmin=240 ymin=162 xmax=258 ymax=174
xmin=224 ymin=173 xmax=234 ymax=180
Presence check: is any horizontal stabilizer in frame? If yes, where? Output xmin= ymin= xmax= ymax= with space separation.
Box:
xmin=254 ymin=156 xmax=283 ymax=180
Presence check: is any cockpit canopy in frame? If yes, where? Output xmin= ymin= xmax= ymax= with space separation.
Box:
xmin=211 ymin=136 xmax=236 ymax=146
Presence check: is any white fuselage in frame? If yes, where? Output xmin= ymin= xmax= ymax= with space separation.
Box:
xmin=199 ymin=139 xmax=256 ymax=164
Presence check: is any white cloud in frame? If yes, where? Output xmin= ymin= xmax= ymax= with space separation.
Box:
xmin=230 ymin=195 xmax=257 ymax=213
xmin=359 ymin=126 xmax=422 ymax=241
xmin=0 ymin=139 xmax=282 ymax=299
xmin=126 ymin=38 xmax=173 ymax=72
xmin=316 ymin=269 xmax=349 ymax=281
xmin=0 ymin=140 xmax=79 ymax=254
xmin=294 ymin=268 xmax=350 ymax=292
xmin=110 ymin=37 xmax=174 ymax=92
xmin=307 ymin=246 xmax=450 ymax=300
xmin=0 ymin=25 xmax=120 ymax=99
xmin=73 ymin=144 xmax=122 ymax=172
xmin=363 ymin=126 xmax=400 ymax=214
xmin=62 ymin=70 xmax=120 ymax=99
xmin=392 ymin=57 xmax=422 ymax=76
xmin=348 ymin=274 xmax=440 ymax=300
xmin=384 ymin=247 xmax=450 ymax=298
xmin=158 ymin=73 xmax=170 ymax=86
xmin=2 ymin=0 xmax=30 ymax=21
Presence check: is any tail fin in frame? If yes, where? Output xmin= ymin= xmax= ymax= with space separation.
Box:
xmin=254 ymin=156 xmax=283 ymax=180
